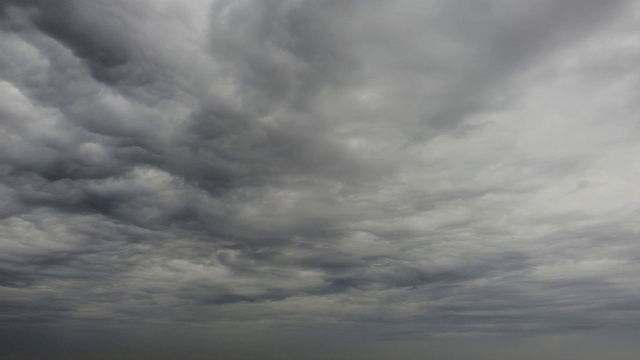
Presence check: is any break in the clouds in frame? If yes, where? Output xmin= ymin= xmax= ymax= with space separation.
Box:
xmin=2 ymin=0 xmax=640 ymax=359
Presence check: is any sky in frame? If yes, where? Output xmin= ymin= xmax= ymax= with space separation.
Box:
xmin=2 ymin=0 xmax=640 ymax=359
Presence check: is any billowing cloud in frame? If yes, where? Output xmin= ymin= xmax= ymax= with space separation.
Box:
xmin=2 ymin=0 xmax=640 ymax=359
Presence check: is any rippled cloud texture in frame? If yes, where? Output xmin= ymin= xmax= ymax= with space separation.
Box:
xmin=2 ymin=0 xmax=640 ymax=359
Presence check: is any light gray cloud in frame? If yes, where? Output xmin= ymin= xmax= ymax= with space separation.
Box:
xmin=2 ymin=0 xmax=640 ymax=358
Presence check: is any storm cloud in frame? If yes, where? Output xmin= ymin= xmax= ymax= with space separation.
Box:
xmin=2 ymin=0 xmax=640 ymax=359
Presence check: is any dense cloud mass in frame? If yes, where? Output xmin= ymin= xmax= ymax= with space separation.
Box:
xmin=2 ymin=0 xmax=640 ymax=359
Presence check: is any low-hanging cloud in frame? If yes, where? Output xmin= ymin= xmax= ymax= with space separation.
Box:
xmin=2 ymin=0 xmax=640 ymax=359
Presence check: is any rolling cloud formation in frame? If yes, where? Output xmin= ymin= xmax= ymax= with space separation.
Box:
xmin=2 ymin=0 xmax=640 ymax=359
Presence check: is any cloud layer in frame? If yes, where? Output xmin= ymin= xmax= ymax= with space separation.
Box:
xmin=2 ymin=0 xmax=640 ymax=358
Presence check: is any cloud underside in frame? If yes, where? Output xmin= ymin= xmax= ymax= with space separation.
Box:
xmin=2 ymin=0 xmax=640 ymax=356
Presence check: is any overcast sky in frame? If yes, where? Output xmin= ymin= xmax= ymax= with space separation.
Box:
xmin=2 ymin=0 xmax=640 ymax=359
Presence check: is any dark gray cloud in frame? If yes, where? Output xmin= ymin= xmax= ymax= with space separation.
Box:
xmin=2 ymin=0 xmax=640 ymax=358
